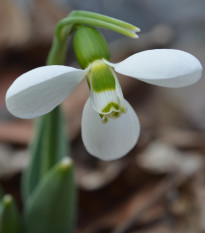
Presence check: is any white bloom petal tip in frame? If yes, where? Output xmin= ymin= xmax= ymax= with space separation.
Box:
xmin=135 ymin=27 xmax=141 ymax=33
xmin=133 ymin=33 xmax=139 ymax=39
xmin=114 ymin=49 xmax=203 ymax=88
xmin=132 ymin=27 xmax=141 ymax=38
xmin=6 ymin=65 xmax=87 ymax=119
xmin=81 ymin=98 xmax=140 ymax=161
xmin=130 ymin=26 xmax=140 ymax=33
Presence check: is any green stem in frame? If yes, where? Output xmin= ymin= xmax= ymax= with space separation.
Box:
xmin=48 ymin=10 xmax=139 ymax=65
xmin=47 ymin=25 xmax=73 ymax=65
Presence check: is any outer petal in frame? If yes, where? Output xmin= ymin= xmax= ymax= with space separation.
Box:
xmin=110 ymin=49 xmax=203 ymax=87
xmin=81 ymin=98 xmax=140 ymax=161
xmin=6 ymin=65 xmax=88 ymax=118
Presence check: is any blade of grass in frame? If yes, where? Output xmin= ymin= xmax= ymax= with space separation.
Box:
xmin=0 ymin=195 xmax=21 ymax=233
xmin=24 ymin=158 xmax=76 ymax=233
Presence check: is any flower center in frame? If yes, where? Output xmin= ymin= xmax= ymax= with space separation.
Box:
xmin=87 ymin=59 xmax=126 ymax=122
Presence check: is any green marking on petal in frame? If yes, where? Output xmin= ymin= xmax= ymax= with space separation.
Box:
xmin=90 ymin=60 xmax=116 ymax=92
xmin=99 ymin=101 xmax=127 ymax=123
xmin=101 ymin=102 xmax=120 ymax=113
xmin=112 ymin=111 xmax=120 ymax=118
xmin=99 ymin=114 xmax=109 ymax=123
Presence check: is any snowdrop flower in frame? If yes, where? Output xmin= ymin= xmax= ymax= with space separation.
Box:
xmin=6 ymin=26 xmax=202 ymax=161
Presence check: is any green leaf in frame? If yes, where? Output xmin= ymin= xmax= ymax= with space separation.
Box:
xmin=0 ymin=195 xmax=21 ymax=233
xmin=24 ymin=158 xmax=76 ymax=233
xmin=22 ymin=106 xmax=69 ymax=201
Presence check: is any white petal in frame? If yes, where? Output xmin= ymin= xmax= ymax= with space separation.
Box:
xmin=111 ymin=49 xmax=203 ymax=88
xmin=110 ymin=68 xmax=125 ymax=102
xmin=6 ymin=65 xmax=88 ymax=118
xmin=81 ymin=98 xmax=140 ymax=161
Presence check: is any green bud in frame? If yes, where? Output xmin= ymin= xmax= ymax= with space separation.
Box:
xmin=73 ymin=26 xmax=110 ymax=69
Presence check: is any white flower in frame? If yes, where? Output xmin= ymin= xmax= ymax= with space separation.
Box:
xmin=6 ymin=49 xmax=202 ymax=160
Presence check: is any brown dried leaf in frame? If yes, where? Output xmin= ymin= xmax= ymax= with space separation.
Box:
xmin=137 ymin=140 xmax=203 ymax=176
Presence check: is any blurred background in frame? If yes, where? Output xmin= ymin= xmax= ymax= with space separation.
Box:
xmin=0 ymin=0 xmax=205 ymax=232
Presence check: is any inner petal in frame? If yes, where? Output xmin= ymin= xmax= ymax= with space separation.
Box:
xmin=88 ymin=60 xmax=126 ymax=122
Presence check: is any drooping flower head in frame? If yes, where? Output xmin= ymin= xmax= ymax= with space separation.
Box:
xmin=6 ymin=25 xmax=203 ymax=161
xmin=73 ymin=26 xmax=127 ymax=123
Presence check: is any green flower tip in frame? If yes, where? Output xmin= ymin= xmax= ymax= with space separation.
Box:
xmin=134 ymin=27 xmax=141 ymax=33
xmin=129 ymin=27 xmax=141 ymax=38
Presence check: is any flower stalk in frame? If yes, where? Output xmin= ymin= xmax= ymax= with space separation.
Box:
xmin=56 ymin=11 xmax=139 ymax=41
xmin=47 ymin=10 xmax=139 ymax=65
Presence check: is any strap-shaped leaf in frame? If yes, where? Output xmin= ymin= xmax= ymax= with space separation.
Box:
xmin=0 ymin=195 xmax=21 ymax=233
xmin=22 ymin=106 xmax=69 ymax=201
xmin=24 ymin=158 xmax=76 ymax=233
